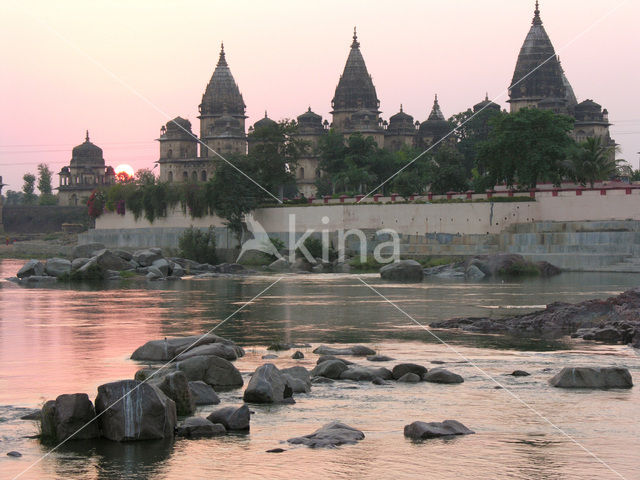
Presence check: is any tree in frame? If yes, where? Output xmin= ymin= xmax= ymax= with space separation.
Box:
xmin=566 ymin=137 xmax=619 ymax=187
xmin=37 ymin=164 xmax=53 ymax=195
xmin=22 ymin=173 xmax=37 ymax=204
xmin=5 ymin=190 xmax=24 ymax=205
xmin=428 ymin=147 xmax=469 ymax=194
xmin=247 ymin=119 xmax=305 ymax=200
xmin=135 ymin=168 xmax=156 ymax=186
xmin=477 ymin=108 xmax=575 ymax=189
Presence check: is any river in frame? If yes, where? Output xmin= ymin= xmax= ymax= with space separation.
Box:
xmin=0 ymin=258 xmax=638 ymax=480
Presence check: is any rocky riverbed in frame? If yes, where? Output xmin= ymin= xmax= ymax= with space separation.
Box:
xmin=431 ymin=288 xmax=640 ymax=347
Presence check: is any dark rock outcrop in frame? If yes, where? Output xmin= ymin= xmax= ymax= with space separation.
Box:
xmin=94 ymin=380 xmax=177 ymax=441
xmin=392 ymin=363 xmax=428 ymax=380
xmin=423 ymin=368 xmax=464 ymax=384
xmin=313 ymin=345 xmax=376 ymax=356
xmin=243 ymin=364 xmax=295 ymax=404
xmin=379 ymin=260 xmax=424 ymax=282
xmin=131 ymin=334 xmax=243 ymax=362
xmin=340 ymin=365 xmax=393 ymax=381
xmin=151 ymin=371 xmax=195 ymax=416
xmin=548 ymin=367 xmax=633 ymax=389
xmin=206 ymin=405 xmax=250 ymax=431
xmin=188 ymin=381 xmax=220 ymax=405
xmin=404 ymin=420 xmax=474 ymax=439
xmin=310 ymin=360 xmax=349 ymax=379
xmin=176 ymin=417 xmax=226 ymax=438
xmin=287 ymin=421 xmax=364 ymax=448
xmin=40 ymin=393 xmax=100 ymax=442
xmin=174 ymin=355 xmax=243 ymax=389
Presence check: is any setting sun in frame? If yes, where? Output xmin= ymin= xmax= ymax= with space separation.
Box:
xmin=114 ymin=164 xmax=135 ymax=179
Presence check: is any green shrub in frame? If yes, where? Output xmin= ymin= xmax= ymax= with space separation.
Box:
xmin=418 ymin=256 xmax=462 ymax=268
xmin=498 ymin=262 xmax=540 ymax=276
xmin=296 ymin=236 xmax=323 ymax=260
xmin=349 ymin=255 xmax=386 ymax=272
xmin=178 ymin=226 xmax=217 ymax=264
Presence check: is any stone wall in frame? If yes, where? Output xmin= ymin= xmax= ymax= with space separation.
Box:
xmin=3 ymin=206 xmax=93 ymax=234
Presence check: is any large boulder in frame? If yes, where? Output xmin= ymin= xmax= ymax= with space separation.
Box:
xmin=379 ymin=260 xmax=424 ymax=282
xmin=72 ymin=243 xmax=105 ymax=259
xmin=17 ymin=260 xmax=45 ymax=279
xmin=131 ymin=334 xmax=242 ymax=362
xmin=404 ymin=420 xmax=474 ymax=439
xmin=206 ymin=405 xmax=250 ymax=431
xmin=175 ymin=342 xmax=239 ymax=361
xmin=133 ymin=249 xmax=163 ymax=267
xmin=175 ymin=355 xmax=243 ymax=389
xmin=310 ymin=359 xmax=349 ymax=379
xmin=280 ymin=366 xmax=311 ymax=388
xmin=340 ymin=365 xmax=393 ymax=381
xmin=316 ymin=355 xmax=354 ymax=365
xmin=397 ymin=372 xmax=421 ymax=383
xmin=392 ymin=363 xmax=428 ymax=380
xmin=45 ymin=258 xmax=71 ymax=278
xmin=40 ymin=394 xmax=100 ymax=442
xmin=548 ymin=367 xmax=633 ymax=389
xmin=94 ymin=249 xmax=132 ymax=271
xmin=71 ymin=257 xmax=90 ymax=271
xmin=151 ymin=371 xmax=195 ymax=416
xmin=268 ymin=258 xmax=291 ymax=272
xmin=175 ymin=417 xmax=226 ymax=438
xmin=94 ymin=380 xmax=177 ymax=441
xmin=152 ymin=258 xmax=171 ymax=276
xmin=423 ymin=368 xmax=464 ymax=384
xmin=243 ymin=364 xmax=294 ymax=404
xmin=188 ymin=381 xmax=220 ymax=405
xmin=287 ymin=421 xmax=364 ymax=448
xmin=313 ymin=345 xmax=376 ymax=356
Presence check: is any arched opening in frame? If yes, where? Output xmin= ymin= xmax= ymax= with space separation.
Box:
xmin=183 ymin=171 xmax=188 ymax=182
xmin=192 ymin=171 xmax=198 ymax=182
xmin=167 ymin=149 xmax=173 ymax=159
xmin=168 ymin=171 xmax=173 ymax=183
xmin=70 ymin=194 xmax=78 ymax=206
xmin=201 ymin=170 xmax=207 ymax=182
xmin=299 ymin=167 xmax=305 ymax=179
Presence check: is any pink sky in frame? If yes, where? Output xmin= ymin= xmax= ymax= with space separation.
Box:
xmin=1 ymin=0 xmax=639 ymax=191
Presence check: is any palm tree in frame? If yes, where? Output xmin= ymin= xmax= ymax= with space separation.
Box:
xmin=567 ymin=137 xmax=619 ymax=187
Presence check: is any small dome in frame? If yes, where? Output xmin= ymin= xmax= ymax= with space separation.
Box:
xmin=71 ymin=131 xmax=105 ymax=168
xmin=473 ymin=94 xmax=501 ymax=113
xmin=253 ymin=111 xmax=278 ymax=131
xmin=166 ymin=116 xmax=192 ymax=132
xmin=389 ymin=105 xmax=413 ymax=124
xmin=297 ymin=106 xmax=322 ymax=122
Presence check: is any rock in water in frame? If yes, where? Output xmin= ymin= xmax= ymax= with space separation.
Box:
xmin=243 ymin=364 xmax=294 ymax=404
xmin=17 ymin=260 xmax=45 ymax=279
xmin=404 ymin=420 xmax=474 ymax=439
xmin=94 ymin=250 xmax=132 ymax=271
xmin=313 ymin=345 xmax=376 ymax=356
xmin=548 ymin=367 xmax=633 ymax=389
xmin=40 ymin=393 xmax=100 ymax=442
xmin=392 ymin=363 xmax=428 ymax=380
xmin=45 ymin=258 xmax=71 ymax=278
xmin=287 ymin=421 xmax=364 ymax=448
xmin=175 ymin=417 xmax=226 ymax=438
xmin=379 ymin=260 xmax=424 ymax=282
xmin=131 ymin=334 xmax=243 ymax=362
xmin=7 ymin=451 xmax=22 ymax=457
xmin=280 ymin=366 xmax=312 ymax=393
xmin=152 ymin=371 xmax=195 ymax=416
xmin=292 ymin=351 xmax=304 ymax=359
xmin=367 ymin=355 xmax=395 ymax=362
xmin=133 ymin=249 xmax=163 ymax=267
xmin=397 ymin=372 xmax=421 ymax=383
xmin=310 ymin=360 xmax=348 ymax=379
xmin=206 ymin=405 xmax=250 ymax=431
xmin=423 ymin=368 xmax=464 ymax=384
xmin=316 ymin=355 xmax=354 ymax=365
xmin=175 ymin=355 xmax=243 ymax=389
xmin=175 ymin=342 xmax=239 ymax=361
xmin=188 ymin=381 xmax=220 ymax=405
xmin=511 ymin=370 xmax=530 ymax=377
xmin=340 ymin=365 xmax=393 ymax=381
xmin=94 ymin=380 xmax=177 ymax=441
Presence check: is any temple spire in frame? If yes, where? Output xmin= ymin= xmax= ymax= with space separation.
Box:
xmin=351 ymin=26 xmax=359 ymax=48
xmin=85 ymin=130 xmax=90 ymax=142
xmin=217 ymin=42 xmax=227 ymax=66
xmin=400 ymin=103 xmax=403 ymax=112
xmin=533 ymin=1 xmax=542 ymax=25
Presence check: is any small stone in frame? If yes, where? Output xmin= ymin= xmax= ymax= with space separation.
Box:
xmin=266 ymin=448 xmax=285 ymax=453
xmin=262 ymin=354 xmax=278 ymax=359
xmin=511 ymin=370 xmax=530 ymax=377
xmin=397 ymin=372 xmax=421 ymax=383
xmin=292 ymin=351 xmax=304 ymax=359
xmin=7 ymin=451 xmax=22 ymax=457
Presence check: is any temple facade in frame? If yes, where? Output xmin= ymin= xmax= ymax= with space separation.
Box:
xmin=158 ymin=2 xmax=614 ymax=196
xmin=58 ymin=132 xmax=116 ymax=206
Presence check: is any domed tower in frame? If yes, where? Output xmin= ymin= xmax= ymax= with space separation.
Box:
xmin=57 ymin=131 xmax=116 ymax=206
xmin=293 ymin=107 xmax=327 ymax=197
xmin=473 ymin=93 xmax=501 ymax=114
xmin=384 ymin=105 xmax=416 ymax=151
xmin=573 ymin=100 xmax=615 ymax=157
xmin=508 ymin=2 xmax=575 ymax=113
xmin=331 ymin=28 xmax=384 ymax=146
xmin=247 ymin=111 xmax=278 ymax=153
xmin=417 ymin=95 xmax=451 ymax=149
xmin=157 ymin=117 xmax=207 ymax=183
xmin=198 ymin=43 xmax=247 ymax=156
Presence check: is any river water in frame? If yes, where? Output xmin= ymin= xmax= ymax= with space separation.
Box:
xmin=0 ymin=258 xmax=638 ymax=480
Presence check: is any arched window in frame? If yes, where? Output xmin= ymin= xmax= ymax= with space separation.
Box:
xmin=167 ymin=149 xmax=173 ymax=159
xmin=70 ymin=194 xmax=78 ymax=206
xmin=168 ymin=171 xmax=173 ymax=183
xmin=192 ymin=171 xmax=198 ymax=182
xmin=299 ymin=167 xmax=305 ymax=179
xmin=201 ymin=170 xmax=207 ymax=182
xmin=183 ymin=171 xmax=188 ymax=182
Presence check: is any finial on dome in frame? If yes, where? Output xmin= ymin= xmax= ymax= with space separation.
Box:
xmin=308 ymin=106 xmax=311 ymax=112
xmin=400 ymin=103 xmax=403 ymax=112
xmin=351 ymin=26 xmax=359 ymax=48
xmin=485 ymin=92 xmax=489 ymax=101
xmin=264 ymin=110 xmax=268 ymax=118
xmin=434 ymin=94 xmax=438 ymax=103
xmin=217 ymin=42 xmax=227 ymax=66
xmin=85 ymin=130 xmax=90 ymax=142
xmin=533 ymin=1 xmax=542 ymax=25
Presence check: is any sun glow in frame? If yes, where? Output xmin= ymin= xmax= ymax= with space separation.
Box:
xmin=114 ymin=164 xmax=135 ymax=180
